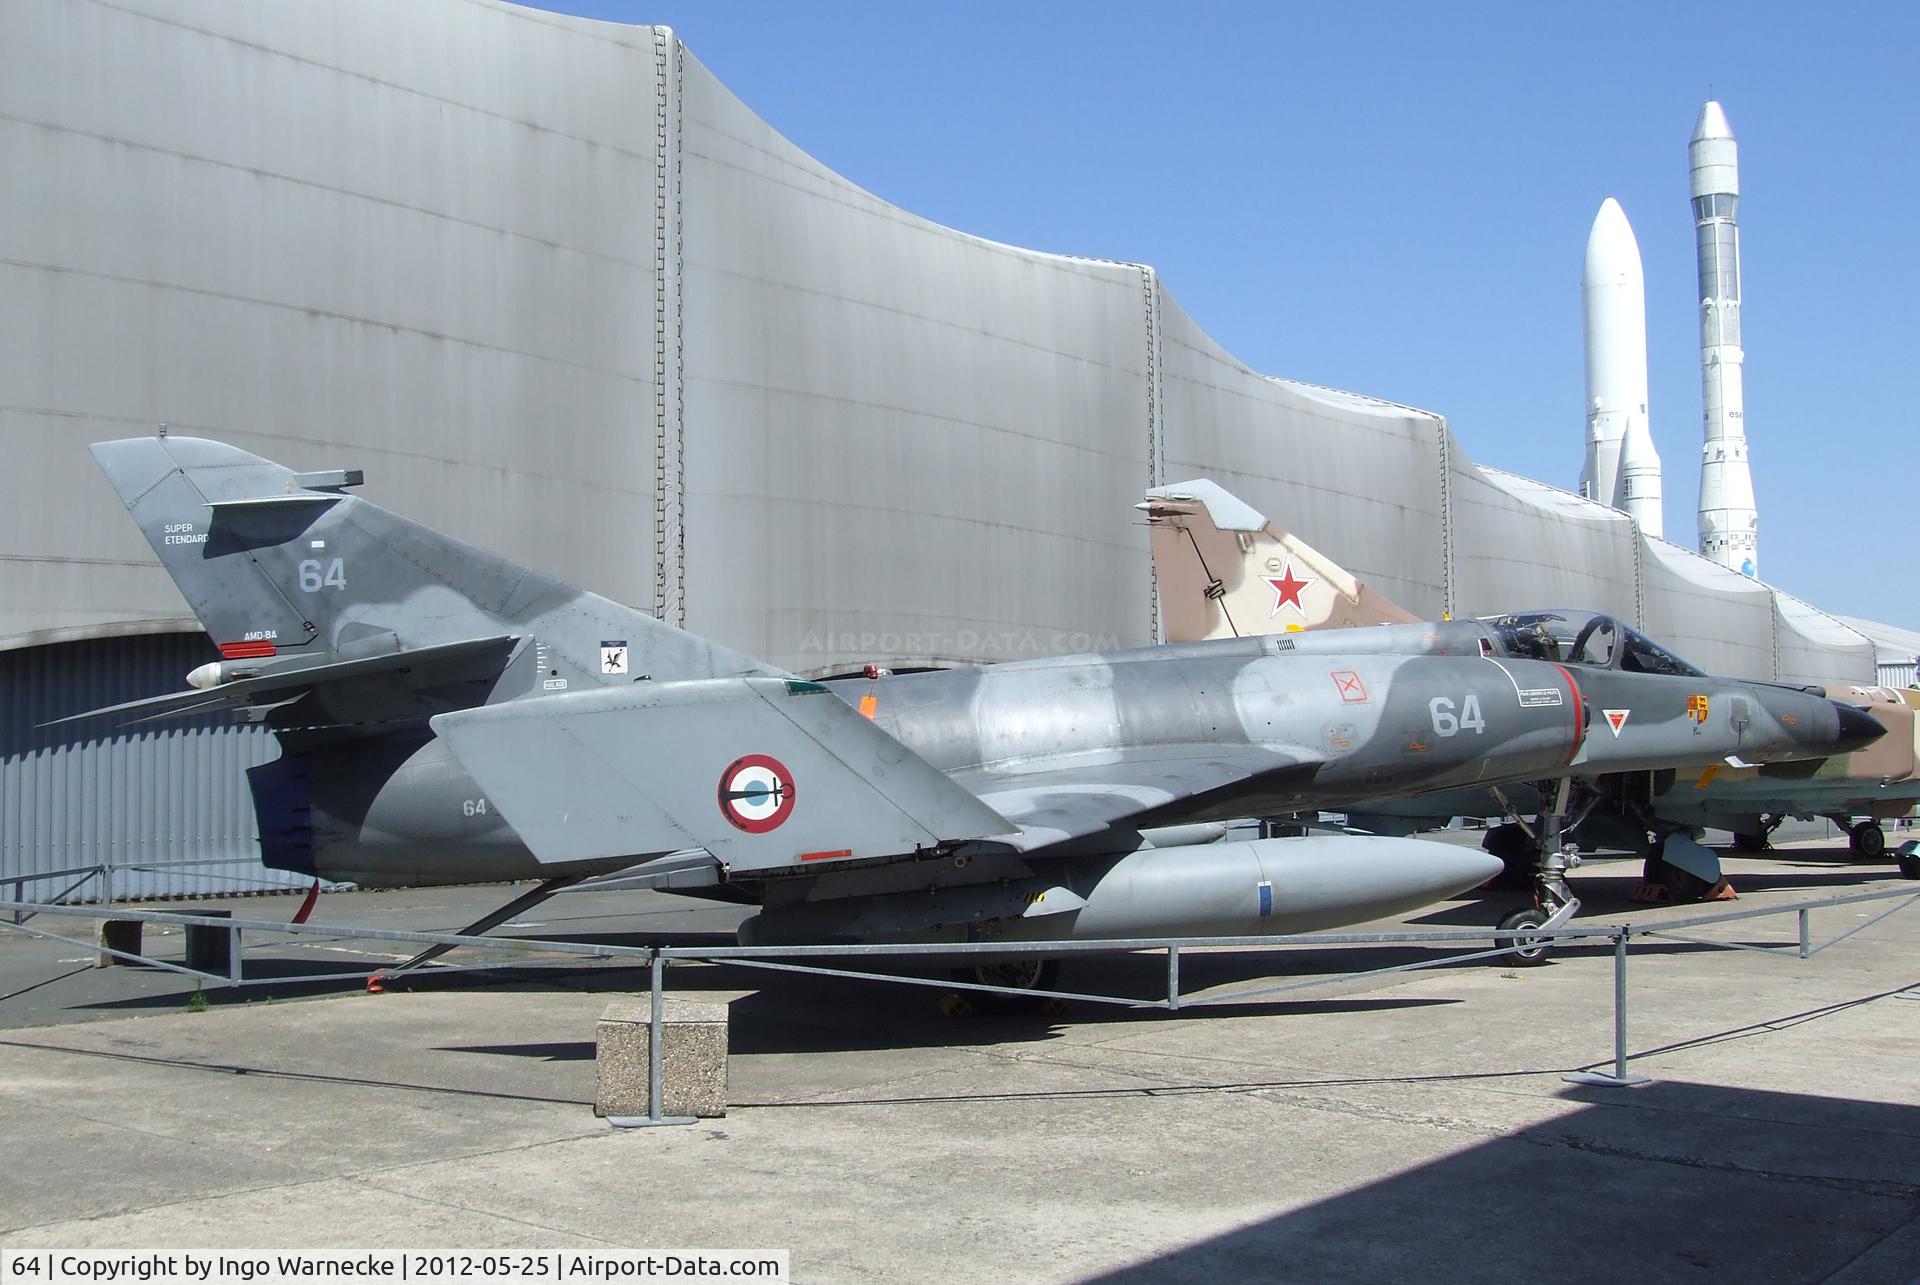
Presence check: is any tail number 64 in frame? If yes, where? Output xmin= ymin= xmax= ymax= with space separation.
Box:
xmin=298 ymin=558 xmax=347 ymax=592
xmin=1429 ymin=694 xmax=1485 ymax=737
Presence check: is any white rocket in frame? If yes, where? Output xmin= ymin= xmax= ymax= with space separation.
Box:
xmin=1691 ymin=100 xmax=1758 ymax=576
xmin=1580 ymin=197 xmax=1663 ymax=536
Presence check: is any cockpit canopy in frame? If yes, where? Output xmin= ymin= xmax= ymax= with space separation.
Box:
xmin=1479 ymin=610 xmax=1705 ymax=677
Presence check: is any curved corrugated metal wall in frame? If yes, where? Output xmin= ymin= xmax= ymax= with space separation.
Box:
xmin=0 ymin=634 xmax=282 ymax=900
xmin=0 ymin=0 xmax=1880 ymax=896
xmin=0 ymin=0 xmax=1877 ymax=683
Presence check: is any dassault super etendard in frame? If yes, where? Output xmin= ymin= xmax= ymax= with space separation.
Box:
xmin=68 ymin=436 xmax=1881 ymax=986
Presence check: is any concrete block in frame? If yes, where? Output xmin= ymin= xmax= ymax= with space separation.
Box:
xmin=184 ymin=910 xmax=234 ymax=973
xmin=595 ymin=999 xmax=728 ymax=1119
xmin=98 ymin=919 xmax=142 ymax=967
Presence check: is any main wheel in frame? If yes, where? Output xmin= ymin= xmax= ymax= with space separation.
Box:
xmin=1850 ymin=821 xmax=1887 ymax=861
xmin=1495 ymin=907 xmax=1553 ymax=967
xmin=1481 ymin=823 xmax=1536 ymax=891
xmin=1897 ymin=853 xmax=1920 ymax=881
xmin=963 ymin=957 xmax=1061 ymax=995
xmin=1730 ymin=830 xmax=1769 ymax=854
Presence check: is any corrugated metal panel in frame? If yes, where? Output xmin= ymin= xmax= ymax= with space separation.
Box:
xmin=679 ymin=47 xmax=1157 ymax=673
xmin=0 ymin=3 xmax=1882 ymax=697
xmin=1771 ymin=590 xmax=1876 ymax=688
xmin=0 ymin=0 xmax=666 ymax=646
xmin=1451 ymin=465 xmax=1639 ymax=624
xmin=1879 ymin=664 xmax=1918 ymax=689
xmin=0 ymin=633 xmax=282 ymax=902
xmin=1159 ymin=294 xmax=1448 ymax=619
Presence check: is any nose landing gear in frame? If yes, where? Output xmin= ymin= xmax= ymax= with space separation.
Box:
xmin=1483 ymin=781 xmax=1585 ymax=965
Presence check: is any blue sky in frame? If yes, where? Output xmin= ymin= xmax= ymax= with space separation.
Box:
xmin=538 ymin=2 xmax=1916 ymax=631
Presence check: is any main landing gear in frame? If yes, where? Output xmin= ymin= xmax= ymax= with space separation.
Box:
xmin=1730 ymin=814 xmax=1782 ymax=854
xmin=1847 ymin=819 xmax=1888 ymax=861
xmin=941 ymin=957 xmax=1066 ymax=1016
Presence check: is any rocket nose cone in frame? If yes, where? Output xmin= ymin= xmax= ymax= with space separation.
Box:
xmin=1692 ymin=100 xmax=1734 ymax=143
xmin=1831 ymin=702 xmax=1887 ymax=755
xmin=1585 ymin=198 xmax=1643 ymax=282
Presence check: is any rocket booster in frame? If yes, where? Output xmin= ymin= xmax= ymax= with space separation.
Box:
xmin=1691 ymin=100 xmax=1758 ymax=576
xmin=1581 ymin=198 xmax=1663 ymax=536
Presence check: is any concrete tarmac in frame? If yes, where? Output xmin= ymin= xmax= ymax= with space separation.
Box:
xmin=0 ymin=843 xmax=1916 ymax=1283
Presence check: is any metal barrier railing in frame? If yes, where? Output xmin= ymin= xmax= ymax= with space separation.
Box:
xmin=6 ymin=858 xmax=322 ymax=922
xmin=3 ymin=884 xmax=1917 ymax=1124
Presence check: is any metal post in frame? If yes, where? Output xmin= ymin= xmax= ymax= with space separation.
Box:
xmin=648 ymin=950 xmax=665 ymax=1121
xmin=100 ymin=862 xmax=114 ymax=909
xmin=1611 ymin=933 xmax=1631 ymax=1080
xmin=1798 ymin=908 xmax=1810 ymax=959
xmin=1166 ymin=945 xmax=1181 ymax=1011
xmin=609 ymin=947 xmax=695 ymax=1128
xmin=228 ymin=923 xmax=242 ymax=988
xmin=1565 ymin=931 xmax=1651 ymax=1087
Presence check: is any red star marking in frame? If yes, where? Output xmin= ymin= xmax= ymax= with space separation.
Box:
xmin=1265 ymin=559 xmax=1315 ymax=617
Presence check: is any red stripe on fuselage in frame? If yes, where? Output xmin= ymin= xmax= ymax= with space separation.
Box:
xmin=1553 ymin=664 xmax=1586 ymax=765
xmin=217 ymin=640 xmax=277 ymax=660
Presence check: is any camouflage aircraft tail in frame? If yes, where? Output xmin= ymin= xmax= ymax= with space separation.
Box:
xmin=1139 ymin=480 xmax=1419 ymax=644
xmin=87 ymin=434 xmax=777 ymax=712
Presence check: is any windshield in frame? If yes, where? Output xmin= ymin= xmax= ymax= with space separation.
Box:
xmin=1618 ymin=628 xmax=1704 ymax=677
xmin=1482 ymin=611 xmax=1615 ymax=666
xmin=1479 ymin=610 xmax=1705 ymax=676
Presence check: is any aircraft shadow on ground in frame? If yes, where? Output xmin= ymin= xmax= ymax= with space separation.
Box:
xmin=1078 ymin=1078 xmax=1920 ymax=1284
xmin=1413 ymin=867 xmax=1906 ymax=928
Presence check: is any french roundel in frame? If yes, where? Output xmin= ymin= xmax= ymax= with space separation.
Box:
xmin=718 ymin=754 xmax=796 ymax=833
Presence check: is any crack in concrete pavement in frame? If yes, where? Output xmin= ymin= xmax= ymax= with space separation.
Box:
xmin=1540 ymin=1131 xmax=1920 ymax=1202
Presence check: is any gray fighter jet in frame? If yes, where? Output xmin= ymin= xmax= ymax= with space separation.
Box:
xmin=66 ymin=437 xmax=1881 ymax=985
xmin=1140 ymin=479 xmax=1899 ymax=912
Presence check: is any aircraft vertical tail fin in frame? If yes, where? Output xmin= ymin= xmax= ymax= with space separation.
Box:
xmin=1139 ymin=480 xmax=1419 ymax=644
xmin=91 ymin=434 xmax=778 ymax=687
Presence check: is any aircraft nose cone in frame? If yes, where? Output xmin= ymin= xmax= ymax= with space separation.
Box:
xmin=1831 ymin=702 xmax=1886 ymax=755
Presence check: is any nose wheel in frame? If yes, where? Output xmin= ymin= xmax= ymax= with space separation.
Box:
xmin=1496 ymin=906 xmax=1554 ymax=966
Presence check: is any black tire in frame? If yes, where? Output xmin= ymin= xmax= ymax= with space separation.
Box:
xmin=1850 ymin=821 xmax=1888 ymax=861
xmin=1730 ymin=830 xmax=1769 ymax=854
xmin=1481 ymin=823 xmax=1536 ymax=891
xmin=1896 ymin=854 xmax=1920 ymax=881
xmin=1495 ymin=908 xmax=1553 ymax=967
xmin=962 ymin=957 xmax=1062 ymax=995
